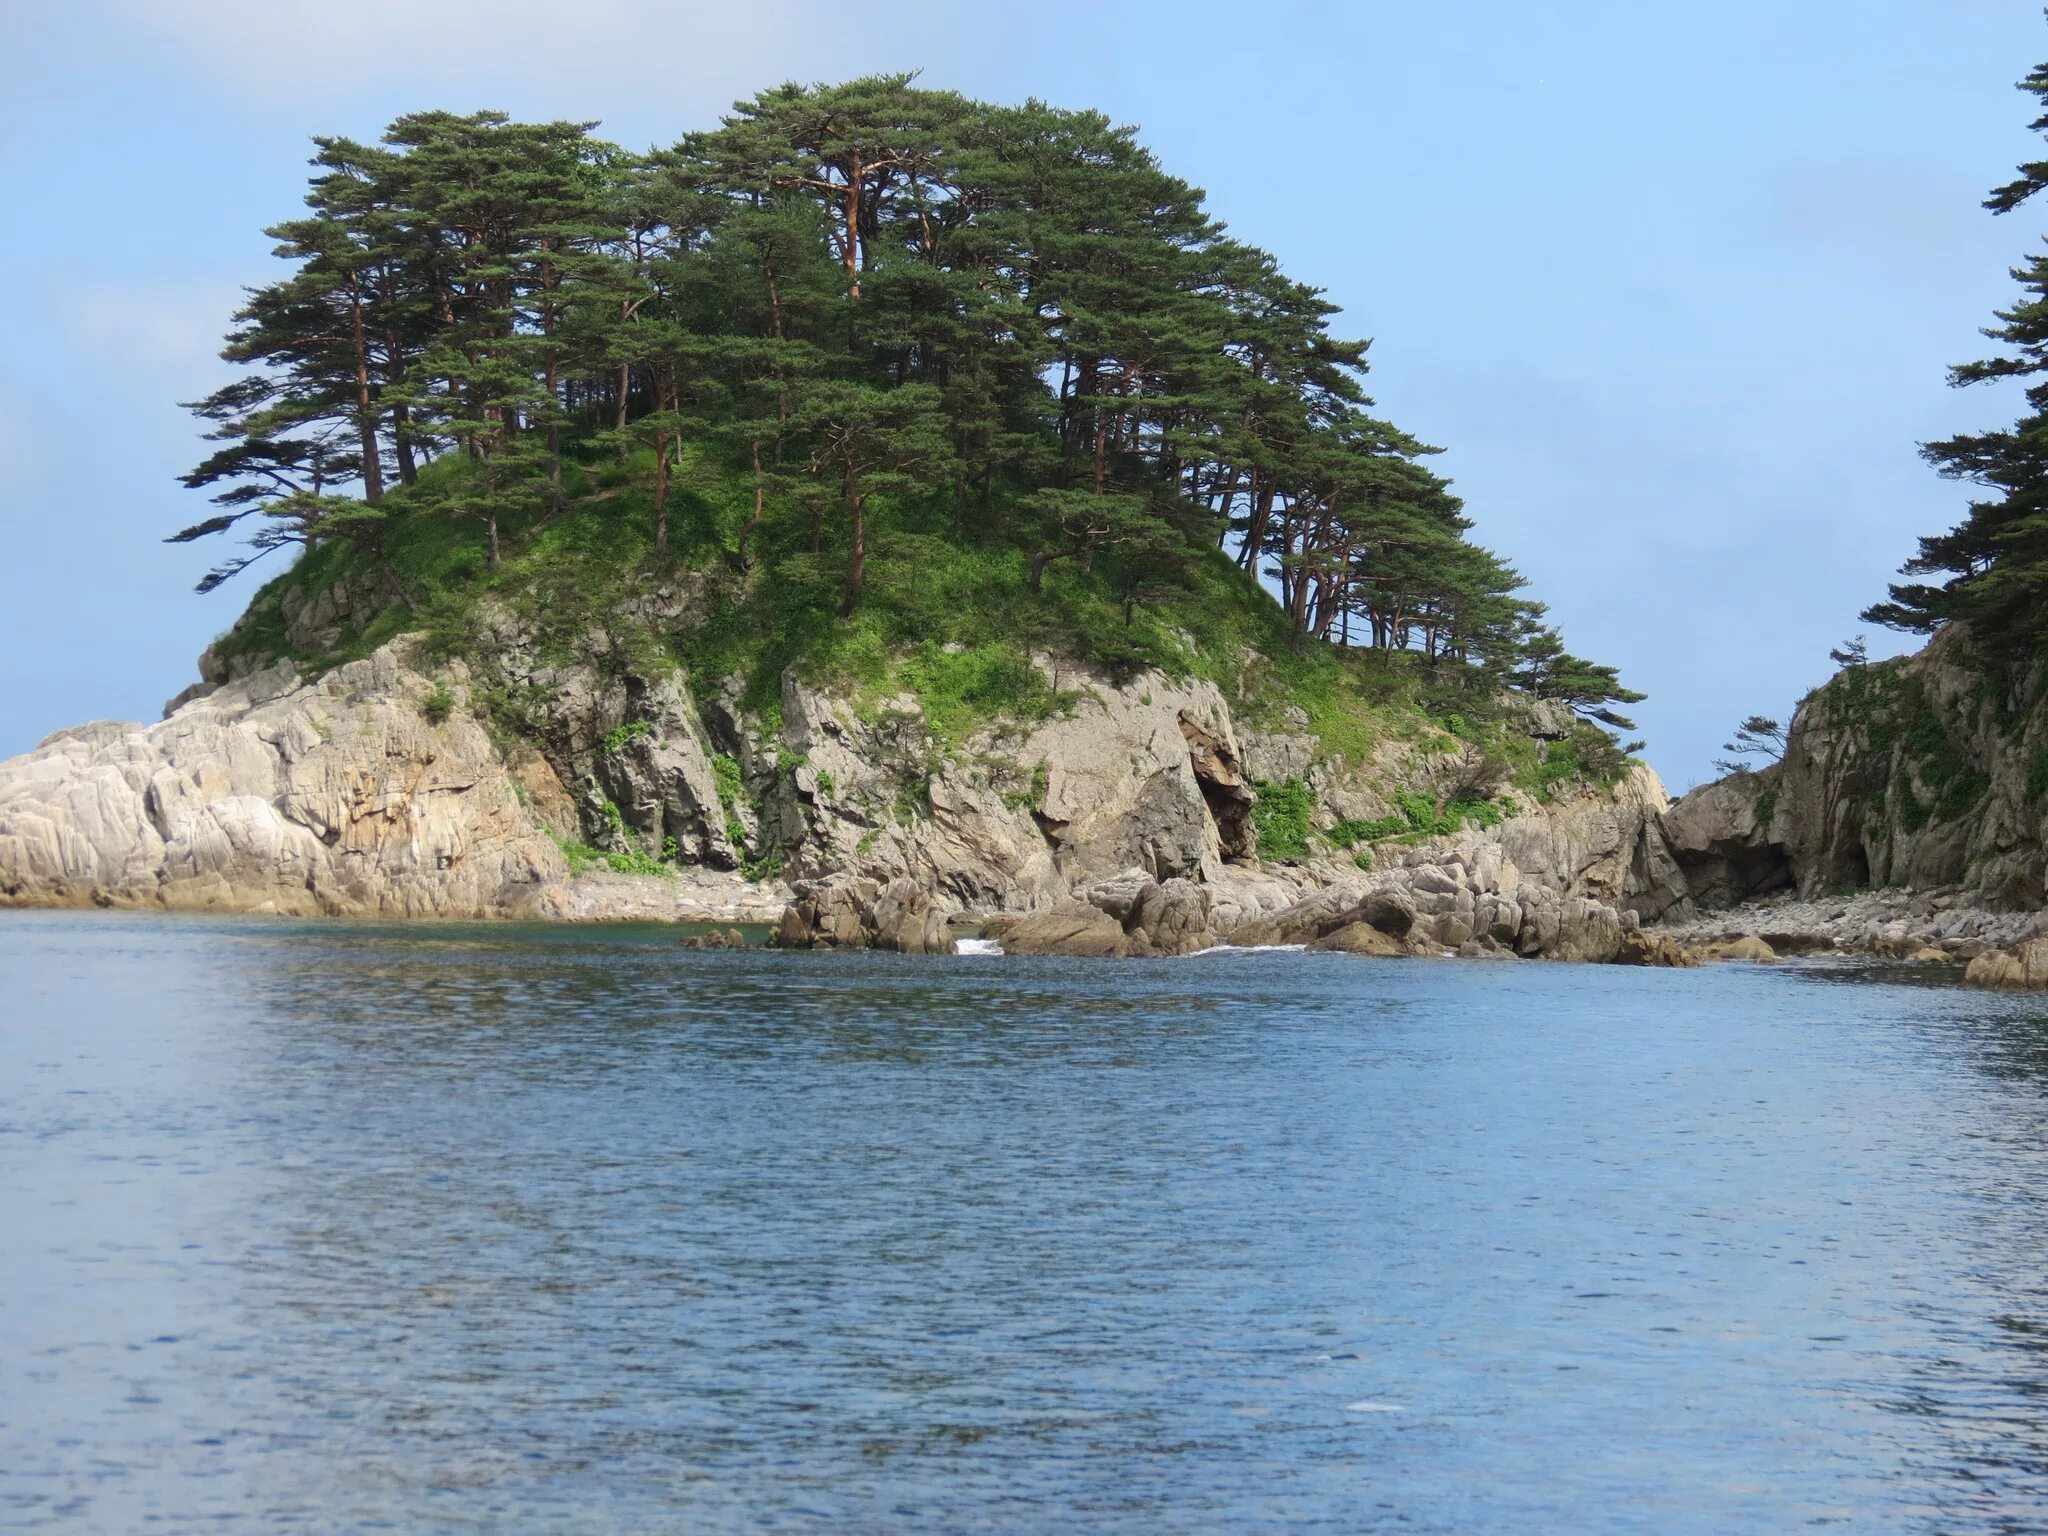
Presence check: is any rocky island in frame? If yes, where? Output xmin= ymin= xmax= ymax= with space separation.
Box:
xmin=4 ymin=78 xmax=2046 ymax=983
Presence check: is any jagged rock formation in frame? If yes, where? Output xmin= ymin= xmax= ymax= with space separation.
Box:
xmin=0 ymin=647 xmax=566 ymax=916
xmin=1661 ymin=627 xmax=2048 ymax=913
xmin=778 ymin=667 xmax=1258 ymax=909
xmin=981 ymin=870 xmax=1220 ymax=957
xmin=773 ymin=877 xmax=955 ymax=954
xmin=1659 ymin=774 xmax=1792 ymax=909
xmin=1496 ymin=763 xmax=1688 ymax=921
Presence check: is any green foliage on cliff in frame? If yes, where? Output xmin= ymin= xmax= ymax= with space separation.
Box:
xmin=1254 ymin=771 xmax=1520 ymax=863
xmin=552 ymin=819 xmax=671 ymax=879
xmin=1393 ymin=791 xmax=1508 ymax=839
xmin=1753 ymin=786 xmax=1779 ymax=831
xmin=896 ymin=642 xmax=1068 ymax=749
xmin=1251 ymin=779 xmax=1316 ymax=860
xmin=1822 ymin=661 xmax=1992 ymax=832
xmin=1325 ymin=817 xmax=1384 ymax=849
xmin=602 ymin=719 xmax=652 ymax=755
xmin=711 ymin=755 xmax=743 ymax=807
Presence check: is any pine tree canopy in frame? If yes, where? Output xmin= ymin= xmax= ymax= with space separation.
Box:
xmin=1868 ymin=26 xmax=2048 ymax=656
xmin=172 ymin=78 xmax=1641 ymax=738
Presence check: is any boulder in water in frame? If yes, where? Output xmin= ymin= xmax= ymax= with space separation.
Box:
xmin=1965 ymin=936 xmax=2048 ymax=990
xmin=983 ymin=902 xmax=1130 ymax=958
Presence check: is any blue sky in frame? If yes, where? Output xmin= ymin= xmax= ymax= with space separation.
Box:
xmin=3 ymin=0 xmax=2042 ymax=788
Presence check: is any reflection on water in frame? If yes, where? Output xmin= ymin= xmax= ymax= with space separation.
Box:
xmin=4 ymin=912 xmax=2048 ymax=1532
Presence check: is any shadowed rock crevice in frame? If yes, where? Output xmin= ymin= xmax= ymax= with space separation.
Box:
xmin=1178 ymin=713 xmax=1254 ymax=861
xmin=1658 ymin=771 xmax=1794 ymax=909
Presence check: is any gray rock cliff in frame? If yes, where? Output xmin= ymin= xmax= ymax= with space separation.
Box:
xmin=1660 ymin=627 xmax=2048 ymax=913
xmin=2 ymin=611 xmax=1686 ymax=945
xmin=1 ymin=646 xmax=565 ymax=916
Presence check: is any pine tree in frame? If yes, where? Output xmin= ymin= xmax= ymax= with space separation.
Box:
xmin=1713 ymin=716 xmax=1787 ymax=776
xmin=1867 ymin=35 xmax=2048 ymax=654
xmin=789 ymin=381 xmax=958 ymax=612
xmin=1516 ymin=627 xmax=1646 ymax=732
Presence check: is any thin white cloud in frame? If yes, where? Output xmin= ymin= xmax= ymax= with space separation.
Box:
xmin=99 ymin=0 xmax=983 ymax=117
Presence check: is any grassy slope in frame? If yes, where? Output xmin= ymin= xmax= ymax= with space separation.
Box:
xmin=208 ymin=447 xmax=1628 ymax=861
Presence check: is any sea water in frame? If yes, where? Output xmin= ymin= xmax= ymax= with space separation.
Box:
xmin=3 ymin=912 xmax=2047 ymax=1533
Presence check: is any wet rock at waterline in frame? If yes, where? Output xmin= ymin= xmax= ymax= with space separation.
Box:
xmin=772 ymin=877 xmax=956 ymax=955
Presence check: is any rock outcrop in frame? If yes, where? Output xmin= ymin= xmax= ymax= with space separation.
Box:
xmin=1660 ymin=627 xmax=2048 ymax=913
xmin=1658 ymin=772 xmax=1791 ymax=910
xmin=1650 ymin=884 xmax=2037 ymax=964
xmin=0 ymin=646 xmax=566 ymax=917
xmin=680 ymin=927 xmax=748 ymax=950
xmin=1222 ymin=842 xmax=1619 ymax=959
xmin=984 ymin=902 xmax=1135 ymax=958
xmin=772 ymin=876 xmax=957 ymax=953
xmin=981 ymin=871 xmax=1222 ymax=957
xmin=1495 ymin=763 xmax=1689 ymax=921
xmin=1615 ymin=928 xmax=1699 ymax=968
xmin=1965 ymin=937 xmax=2048 ymax=990
xmin=1 ymin=601 xmax=1693 ymax=947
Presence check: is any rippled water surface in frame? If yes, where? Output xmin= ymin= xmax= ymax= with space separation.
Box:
xmin=6 ymin=913 xmax=2048 ymax=1532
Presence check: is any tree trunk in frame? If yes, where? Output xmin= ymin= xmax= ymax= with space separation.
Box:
xmin=375 ymin=554 xmax=417 ymax=612
xmin=391 ymin=402 xmax=419 ymax=487
xmin=1239 ymin=475 xmax=1274 ymax=572
xmin=653 ymin=428 xmax=671 ymax=557
xmin=1055 ymin=354 xmax=1074 ymax=463
xmin=842 ymin=490 xmax=867 ymax=615
xmin=347 ymin=277 xmax=383 ymax=504
xmin=1211 ymin=464 xmax=1241 ymax=545
xmin=486 ymin=512 xmax=500 ymax=571
xmin=541 ymin=254 xmax=562 ymax=510
xmin=843 ymin=162 xmax=863 ymax=299
xmin=382 ymin=315 xmax=418 ymax=487
xmin=763 ymin=256 xmax=787 ymax=340
xmin=614 ymin=360 xmax=632 ymax=459
xmin=739 ymin=441 xmax=765 ymax=570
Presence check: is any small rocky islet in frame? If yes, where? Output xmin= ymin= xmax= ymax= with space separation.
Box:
xmin=7 ymin=79 xmax=2048 ymax=987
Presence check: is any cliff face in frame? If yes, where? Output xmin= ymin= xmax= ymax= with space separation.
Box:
xmin=1661 ymin=627 xmax=2048 ymax=911
xmin=0 ymin=647 xmax=567 ymax=917
xmin=0 ymin=605 xmax=1679 ymax=930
